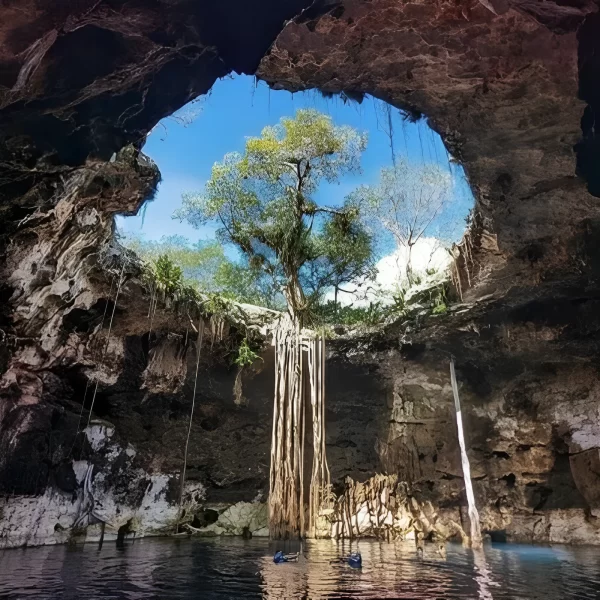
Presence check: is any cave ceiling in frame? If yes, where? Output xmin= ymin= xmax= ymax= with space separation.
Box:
xmin=0 ymin=0 xmax=599 ymax=356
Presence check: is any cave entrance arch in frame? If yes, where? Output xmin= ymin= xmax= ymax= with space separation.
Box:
xmin=114 ymin=73 xmax=475 ymax=539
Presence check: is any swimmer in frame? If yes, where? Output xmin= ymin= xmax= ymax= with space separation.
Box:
xmin=273 ymin=551 xmax=299 ymax=563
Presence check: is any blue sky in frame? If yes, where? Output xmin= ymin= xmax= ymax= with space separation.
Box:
xmin=117 ymin=74 xmax=473 ymax=256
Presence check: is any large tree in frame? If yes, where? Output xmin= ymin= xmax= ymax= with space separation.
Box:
xmin=176 ymin=109 xmax=374 ymax=539
xmin=175 ymin=109 xmax=374 ymax=324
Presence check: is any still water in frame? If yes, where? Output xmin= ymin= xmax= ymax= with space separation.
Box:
xmin=1 ymin=537 xmax=599 ymax=599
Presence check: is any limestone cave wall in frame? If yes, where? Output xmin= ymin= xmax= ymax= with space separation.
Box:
xmin=328 ymin=343 xmax=600 ymax=545
xmin=1 ymin=0 xmax=600 ymax=547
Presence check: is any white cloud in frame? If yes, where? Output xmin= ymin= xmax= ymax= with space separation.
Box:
xmin=330 ymin=237 xmax=451 ymax=307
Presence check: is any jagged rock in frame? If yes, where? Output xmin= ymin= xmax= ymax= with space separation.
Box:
xmin=570 ymin=449 xmax=600 ymax=509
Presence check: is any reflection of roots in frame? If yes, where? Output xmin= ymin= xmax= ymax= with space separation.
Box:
xmin=330 ymin=474 xmax=467 ymax=547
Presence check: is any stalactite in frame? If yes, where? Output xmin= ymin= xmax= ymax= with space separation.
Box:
xmin=177 ymin=318 xmax=205 ymax=532
xmin=450 ymin=357 xmax=483 ymax=549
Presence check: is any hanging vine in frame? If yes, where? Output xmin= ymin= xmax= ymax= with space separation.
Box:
xmin=176 ymin=317 xmax=205 ymax=532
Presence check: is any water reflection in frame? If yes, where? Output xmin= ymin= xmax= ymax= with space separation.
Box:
xmin=0 ymin=538 xmax=599 ymax=599
xmin=473 ymin=548 xmax=497 ymax=600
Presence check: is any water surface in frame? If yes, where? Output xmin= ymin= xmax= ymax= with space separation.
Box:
xmin=1 ymin=537 xmax=599 ymax=599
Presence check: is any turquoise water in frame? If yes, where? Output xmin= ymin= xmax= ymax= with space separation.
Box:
xmin=0 ymin=537 xmax=599 ymax=599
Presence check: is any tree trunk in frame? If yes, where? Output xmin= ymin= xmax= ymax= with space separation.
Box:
xmin=406 ymin=244 xmax=414 ymax=285
xmin=334 ymin=286 xmax=339 ymax=317
xmin=284 ymin=273 xmax=308 ymax=327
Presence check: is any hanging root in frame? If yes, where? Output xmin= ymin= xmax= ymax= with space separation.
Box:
xmin=449 ymin=218 xmax=480 ymax=301
xmin=307 ymin=334 xmax=331 ymax=538
xmin=330 ymin=474 xmax=461 ymax=548
xmin=268 ymin=319 xmax=332 ymax=540
xmin=233 ymin=366 xmax=246 ymax=406
xmin=268 ymin=318 xmax=304 ymax=539
xmin=177 ymin=318 xmax=205 ymax=533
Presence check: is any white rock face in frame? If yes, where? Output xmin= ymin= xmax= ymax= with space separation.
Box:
xmin=85 ymin=422 xmax=115 ymax=451
xmin=0 ymin=422 xmax=205 ymax=548
xmin=0 ymin=488 xmax=84 ymax=548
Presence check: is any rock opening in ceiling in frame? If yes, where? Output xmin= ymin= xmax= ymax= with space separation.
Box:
xmin=116 ymin=74 xmax=475 ymax=320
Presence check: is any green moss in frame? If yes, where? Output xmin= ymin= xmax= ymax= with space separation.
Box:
xmin=432 ymin=303 xmax=447 ymax=315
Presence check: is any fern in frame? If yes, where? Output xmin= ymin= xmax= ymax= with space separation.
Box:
xmin=234 ymin=338 xmax=262 ymax=367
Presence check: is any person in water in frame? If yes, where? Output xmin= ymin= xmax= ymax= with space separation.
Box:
xmin=273 ymin=550 xmax=299 ymax=563
xmin=330 ymin=552 xmax=362 ymax=568
xmin=346 ymin=552 xmax=362 ymax=568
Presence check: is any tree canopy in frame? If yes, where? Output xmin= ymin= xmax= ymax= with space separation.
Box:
xmin=175 ymin=109 xmax=375 ymax=323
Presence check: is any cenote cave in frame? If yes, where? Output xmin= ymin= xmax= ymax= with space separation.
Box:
xmin=2 ymin=1 xmax=600 ymax=598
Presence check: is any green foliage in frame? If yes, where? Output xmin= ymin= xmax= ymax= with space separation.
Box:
xmin=174 ymin=109 xmax=374 ymax=322
xmin=390 ymin=288 xmax=407 ymax=313
xmin=203 ymin=292 xmax=232 ymax=318
xmin=153 ymin=254 xmax=184 ymax=295
xmin=234 ymin=338 xmax=263 ymax=367
xmin=314 ymin=277 xmax=451 ymax=327
xmin=120 ymin=231 xmax=279 ymax=308
xmin=432 ymin=303 xmax=447 ymax=315
xmin=213 ymin=260 xmax=284 ymax=309
xmin=313 ymin=300 xmax=385 ymax=326
xmin=424 ymin=281 xmax=448 ymax=310
xmin=121 ymin=233 xmax=224 ymax=283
